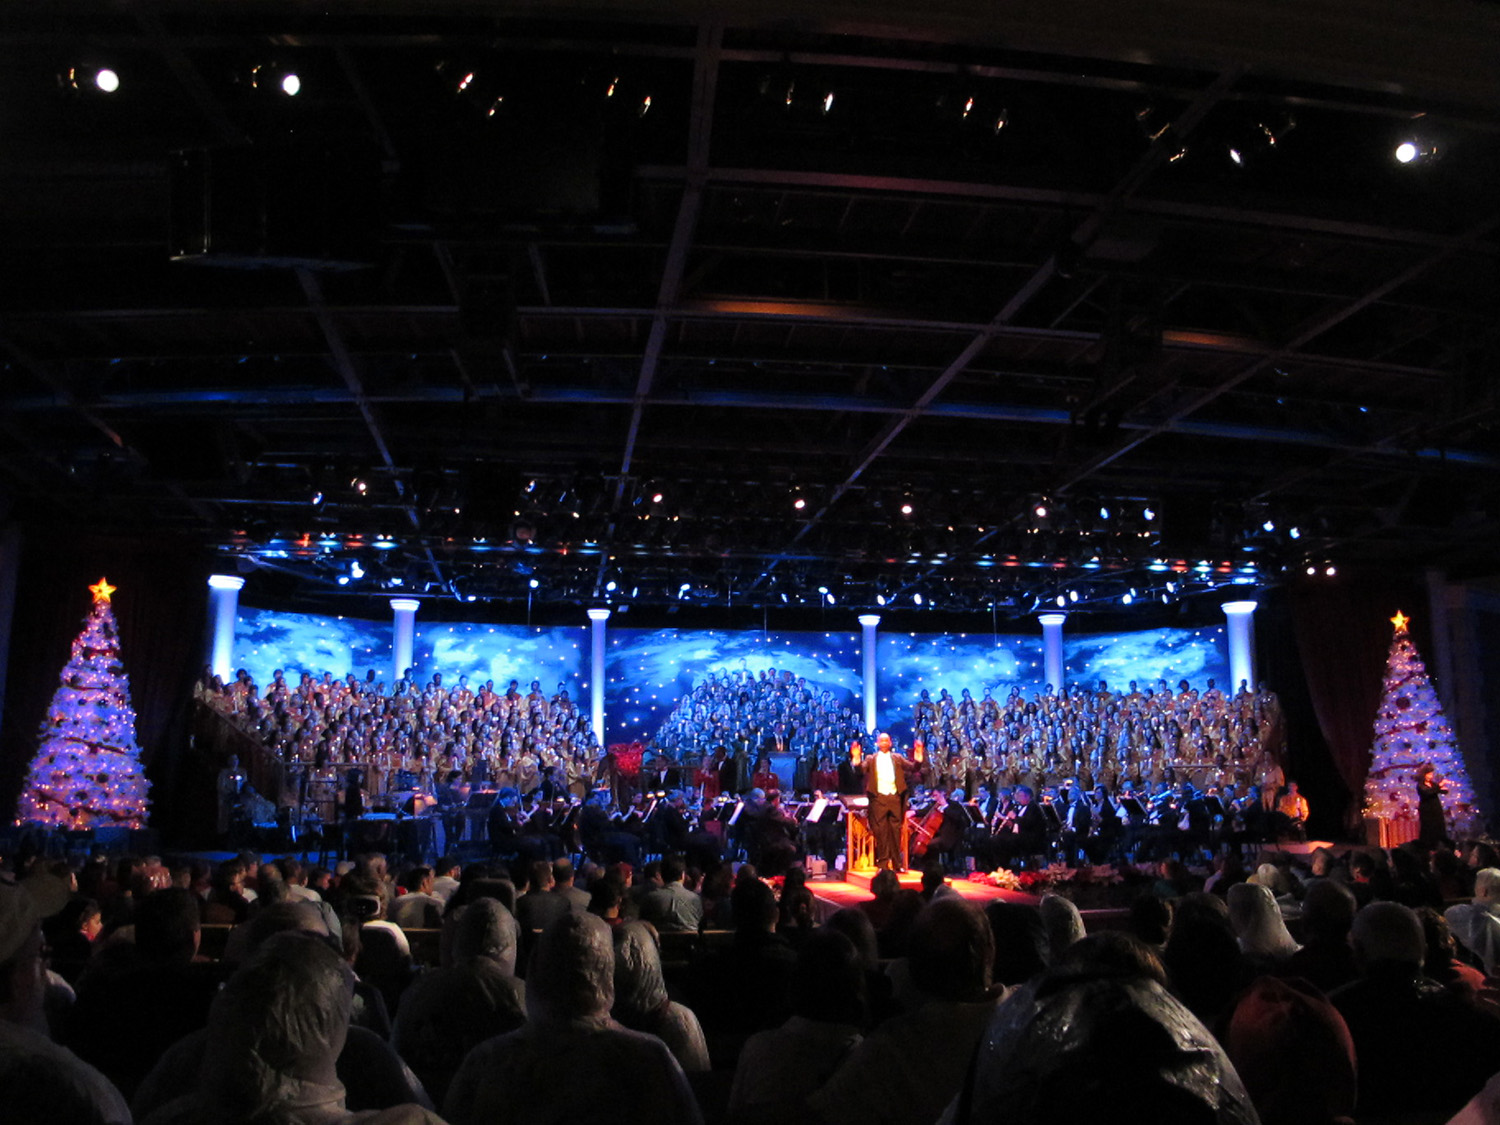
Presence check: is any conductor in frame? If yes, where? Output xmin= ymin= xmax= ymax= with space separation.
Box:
xmin=860 ymin=732 xmax=915 ymax=871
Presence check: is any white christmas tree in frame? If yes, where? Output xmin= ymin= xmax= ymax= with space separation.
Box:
xmin=1363 ymin=610 xmax=1481 ymax=834
xmin=17 ymin=578 xmax=151 ymax=829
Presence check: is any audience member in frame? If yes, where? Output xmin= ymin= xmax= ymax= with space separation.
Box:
xmin=444 ymin=913 xmax=701 ymax=1125
xmin=1445 ymin=867 xmax=1500 ymax=978
xmin=0 ymin=873 xmax=130 ymax=1125
xmin=728 ymin=929 xmax=867 ymax=1119
xmin=612 ymin=920 xmax=710 ymax=1072
xmin=1223 ymin=975 xmax=1356 ymax=1125
xmin=137 ymin=932 xmax=442 ymax=1124
xmin=810 ymin=897 xmax=1004 ymax=1125
xmin=949 ymin=930 xmax=1259 ymax=1125
xmin=1282 ymin=879 xmax=1358 ymax=994
xmin=392 ymin=898 xmax=526 ymax=1105
xmin=1330 ymin=902 xmax=1500 ymax=1120
xmin=1227 ymin=882 xmax=1299 ymax=968
xmin=639 ymin=855 xmax=704 ymax=934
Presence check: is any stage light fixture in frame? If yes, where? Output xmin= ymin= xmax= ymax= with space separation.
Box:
xmin=95 ymin=68 xmax=120 ymax=93
xmin=793 ymin=497 xmax=806 ymax=510
xmin=912 ymin=593 xmax=923 ymax=606
xmin=1122 ymin=592 xmax=1133 ymax=604
xmin=1055 ymin=594 xmax=1066 ymax=607
xmin=993 ymin=110 xmax=1008 ymax=134
xmin=1395 ymin=140 xmax=1433 ymax=164
xmin=529 ymin=578 xmax=541 ymax=589
xmin=1289 ymin=526 xmax=1301 ymax=539
xmin=901 ymin=503 xmax=914 ymax=516
xmin=652 ymin=492 xmax=664 ymax=504
xmin=1306 ymin=565 xmax=1317 ymax=576
xmin=639 ymin=95 xmax=653 ymax=117
xmin=281 ymin=73 xmax=301 ymax=96
xmin=876 ymin=593 xmax=887 ymax=606
xmin=606 ymin=76 xmax=620 ymax=98
xmin=1099 ymin=506 xmax=1110 ymax=520
xmin=822 ymin=91 xmax=835 ymax=114
xmin=1325 ymin=565 xmax=1337 ymax=576
xmin=1034 ymin=503 xmax=1048 ymax=519
xmin=1143 ymin=506 xmax=1156 ymax=521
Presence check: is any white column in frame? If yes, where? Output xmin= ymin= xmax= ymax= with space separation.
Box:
xmin=1038 ymin=613 xmax=1067 ymax=693
xmin=207 ymin=574 xmax=246 ymax=681
xmin=390 ymin=598 xmax=419 ymax=685
xmin=857 ymin=614 xmax=880 ymax=734
xmin=587 ymin=607 xmax=611 ymax=741
xmin=1221 ymin=600 xmax=1258 ymax=693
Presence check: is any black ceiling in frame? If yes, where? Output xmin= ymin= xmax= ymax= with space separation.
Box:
xmin=2 ymin=1 xmax=1499 ymax=618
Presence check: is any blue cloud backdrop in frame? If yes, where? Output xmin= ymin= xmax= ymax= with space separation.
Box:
xmin=605 ymin=629 xmax=860 ymax=743
xmin=236 ymin=610 xmax=1229 ymax=744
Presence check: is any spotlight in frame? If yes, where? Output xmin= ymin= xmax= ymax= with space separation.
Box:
xmin=1395 ymin=140 xmax=1435 ymax=164
xmin=992 ymin=110 xmax=1008 ymax=134
xmin=1261 ymin=519 xmax=1275 ymax=532
xmin=1034 ymin=503 xmax=1048 ymax=519
xmin=529 ymin=578 xmax=541 ymax=589
xmin=652 ymin=493 xmax=664 ymax=504
xmin=350 ymin=560 xmax=365 ymax=580
xmin=900 ymin=503 xmax=914 ymax=516
xmin=1306 ymin=565 xmax=1317 ymax=576
xmin=95 ymin=68 xmax=120 ymax=94
xmin=1289 ymin=526 xmax=1301 ymax=539
xmin=1055 ymin=594 xmax=1066 ymax=607
xmin=822 ymin=91 xmax=835 ymax=114
xmin=1143 ymin=506 xmax=1156 ymax=521
xmin=1122 ymin=592 xmax=1133 ymax=605
xmin=912 ymin=593 xmax=923 ymax=606
xmin=605 ymin=580 xmax=617 ymax=592
xmin=793 ymin=497 xmax=806 ymax=510
xmin=1099 ymin=506 xmax=1110 ymax=520
xmin=1325 ymin=565 xmax=1337 ymax=577
xmin=639 ymin=95 xmax=652 ymax=117
xmin=876 ymin=594 xmax=887 ymax=606
xmin=280 ymin=73 xmax=301 ymax=97
xmin=1068 ymin=589 xmax=1079 ymax=603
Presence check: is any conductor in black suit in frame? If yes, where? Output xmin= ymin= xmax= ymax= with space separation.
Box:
xmin=860 ymin=732 xmax=914 ymax=871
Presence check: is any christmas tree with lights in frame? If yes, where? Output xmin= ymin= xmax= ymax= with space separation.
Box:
xmin=1363 ymin=610 xmax=1481 ymax=835
xmin=17 ymin=578 xmax=151 ymax=829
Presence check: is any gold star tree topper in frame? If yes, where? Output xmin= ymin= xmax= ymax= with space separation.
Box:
xmin=1390 ymin=609 xmax=1409 ymax=633
xmin=89 ymin=577 xmax=116 ymax=603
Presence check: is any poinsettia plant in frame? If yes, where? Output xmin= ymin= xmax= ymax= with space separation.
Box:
xmin=608 ymin=741 xmax=646 ymax=779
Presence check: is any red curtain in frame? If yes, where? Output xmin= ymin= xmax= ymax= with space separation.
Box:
xmin=1289 ymin=574 xmax=1425 ymax=834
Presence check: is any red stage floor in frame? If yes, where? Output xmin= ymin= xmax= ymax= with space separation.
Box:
xmin=811 ymin=872 xmax=1039 ymax=918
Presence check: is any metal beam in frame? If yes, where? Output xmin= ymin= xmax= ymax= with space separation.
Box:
xmin=749 ymin=65 xmax=1246 ymax=587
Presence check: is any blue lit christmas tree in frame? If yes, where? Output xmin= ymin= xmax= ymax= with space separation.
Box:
xmin=1363 ymin=610 xmax=1481 ymax=836
xmin=17 ymin=578 xmax=151 ymax=828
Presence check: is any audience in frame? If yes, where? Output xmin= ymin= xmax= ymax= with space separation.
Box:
xmin=810 ymin=897 xmax=1004 ymax=1125
xmin=611 ymin=920 xmax=711 ymax=1073
xmin=444 ymin=912 xmax=701 ymax=1125
xmin=10 ymin=818 xmax=1500 ymax=1125
xmin=951 ymin=931 xmax=1259 ymax=1124
xmin=0 ymin=872 xmax=130 ymax=1125
xmin=137 ymin=932 xmax=443 ymax=1125
xmin=1330 ymin=901 xmax=1500 ymax=1121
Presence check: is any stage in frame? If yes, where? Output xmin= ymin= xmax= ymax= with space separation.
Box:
xmin=810 ymin=871 xmax=1040 ymax=918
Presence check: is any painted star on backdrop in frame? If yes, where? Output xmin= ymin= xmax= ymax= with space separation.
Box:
xmin=89 ymin=578 xmax=116 ymax=602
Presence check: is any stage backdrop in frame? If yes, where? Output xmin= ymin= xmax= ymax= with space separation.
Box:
xmin=412 ymin=621 xmax=584 ymax=697
xmin=876 ymin=624 xmax=1229 ymax=740
xmin=604 ymin=628 xmax=861 ymax=744
xmin=231 ymin=613 xmax=1231 ymax=746
xmin=234 ymin=609 xmax=585 ymax=698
